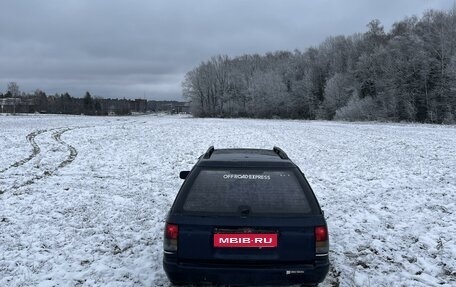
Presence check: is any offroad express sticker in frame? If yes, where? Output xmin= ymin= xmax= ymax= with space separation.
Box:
xmin=223 ymin=174 xmax=271 ymax=180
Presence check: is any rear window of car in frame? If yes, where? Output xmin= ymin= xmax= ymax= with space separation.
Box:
xmin=181 ymin=168 xmax=312 ymax=215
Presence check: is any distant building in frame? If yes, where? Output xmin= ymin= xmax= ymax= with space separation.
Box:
xmin=0 ymin=98 xmax=35 ymax=113
xmin=108 ymin=105 xmax=117 ymax=116
xmin=130 ymin=99 xmax=147 ymax=113
xmin=147 ymin=100 xmax=187 ymax=113
xmin=174 ymin=102 xmax=190 ymax=114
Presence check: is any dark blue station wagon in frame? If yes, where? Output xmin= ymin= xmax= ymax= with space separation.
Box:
xmin=163 ymin=147 xmax=329 ymax=286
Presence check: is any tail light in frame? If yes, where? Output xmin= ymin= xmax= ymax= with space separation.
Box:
xmin=315 ymin=226 xmax=329 ymax=256
xmin=164 ymin=223 xmax=178 ymax=252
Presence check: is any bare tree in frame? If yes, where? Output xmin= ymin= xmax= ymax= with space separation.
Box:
xmin=7 ymin=82 xmax=20 ymax=114
xmin=7 ymin=82 xmax=20 ymax=97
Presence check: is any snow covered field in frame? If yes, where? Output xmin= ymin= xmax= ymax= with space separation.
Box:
xmin=0 ymin=114 xmax=455 ymax=287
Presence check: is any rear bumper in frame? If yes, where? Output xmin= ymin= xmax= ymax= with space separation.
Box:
xmin=163 ymin=255 xmax=329 ymax=286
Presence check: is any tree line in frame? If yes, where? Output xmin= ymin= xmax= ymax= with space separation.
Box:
xmin=1 ymin=82 xmax=185 ymax=115
xmin=183 ymin=7 xmax=456 ymax=124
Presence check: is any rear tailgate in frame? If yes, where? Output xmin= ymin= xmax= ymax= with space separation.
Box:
xmin=175 ymin=215 xmax=324 ymax=264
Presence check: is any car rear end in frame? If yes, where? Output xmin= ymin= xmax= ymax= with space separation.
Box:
xmin=163 ymin=157 xmax=329 ymax=286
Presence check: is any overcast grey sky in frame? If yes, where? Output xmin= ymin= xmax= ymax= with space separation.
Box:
xmin=0 ymin=0 xmax=454 ymax=100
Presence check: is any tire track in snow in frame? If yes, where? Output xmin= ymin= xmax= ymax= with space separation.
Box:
xmin=1 ymin=127 xmax=80 ymax=194
xmin=0 ymin=129 xmax=48 ymax=174
xmin=327 ymin=265 xmax=341 ymax=287
xmin=52 ymin=128 xmax=78 ymax=169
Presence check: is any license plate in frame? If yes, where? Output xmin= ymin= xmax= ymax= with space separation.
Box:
xmin=213 ymin=233 xmax=277 ymax=248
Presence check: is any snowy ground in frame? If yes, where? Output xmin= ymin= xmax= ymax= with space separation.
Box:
xmin=0 ymin=114 xmax=455 ymax=287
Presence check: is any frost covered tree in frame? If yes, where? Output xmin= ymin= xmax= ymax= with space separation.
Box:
xmin=182 ymin=6 xmax=456 ymax=123
xmin=321 ymin=73 xmax=353 ymax=119
xmin=334 ymin=94 xmax=377 ymax=121
xmin=248 ymin=71 xmax=288 ymax=118
xmin=182 ymin=56 xmax=232 ymax=117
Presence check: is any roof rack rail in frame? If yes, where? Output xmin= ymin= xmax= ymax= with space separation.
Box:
xmin=273 ymin=146 xmax=289 ymax=159
xmin=203 ymin=146 xmax=215 ymax=159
